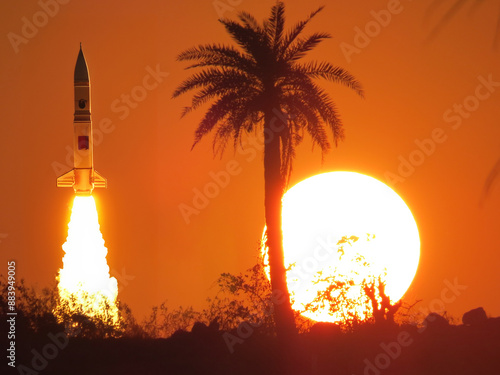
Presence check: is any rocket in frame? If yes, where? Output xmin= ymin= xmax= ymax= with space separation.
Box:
xmin=57 ymin=46 xmax=106 ymax=196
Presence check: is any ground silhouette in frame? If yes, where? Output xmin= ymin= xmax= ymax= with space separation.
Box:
xmin=7 ymin=308 xmax=500 ymax=375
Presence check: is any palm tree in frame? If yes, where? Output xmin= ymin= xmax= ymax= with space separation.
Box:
xmin=173 ymin=2 xmax=363 ymax=339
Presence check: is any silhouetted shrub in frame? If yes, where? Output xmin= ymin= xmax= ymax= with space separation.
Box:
xmin=143 ymin=260 xmax=280 ymax=338
xmin=462 ymin=307 xmax=487 ymax=326
xmin=0 ymin=275 xmax=138 ymax=339
xmin=424 ymin=312 xmax=450 ymax=330
xmin=301 ymin=236 xmax=403 ymax=330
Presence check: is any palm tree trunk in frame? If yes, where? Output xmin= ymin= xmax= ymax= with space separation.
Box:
xmin=263 ymin=108 xmax=297 ymax=340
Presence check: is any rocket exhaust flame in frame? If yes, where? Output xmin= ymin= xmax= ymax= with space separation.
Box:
xmin=56 ymin=196 xmax=120 ymax=329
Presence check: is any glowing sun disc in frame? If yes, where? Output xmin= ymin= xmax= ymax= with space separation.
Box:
xmin=268 ymin=171 xmax=420 ymax=323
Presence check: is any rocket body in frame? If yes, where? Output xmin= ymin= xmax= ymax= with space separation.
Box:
xmin=57 ymin=47 xmax=106 ymax=195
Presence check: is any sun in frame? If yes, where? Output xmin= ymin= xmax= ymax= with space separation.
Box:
xmin=262 ymin=171 xmax=420 ymax=324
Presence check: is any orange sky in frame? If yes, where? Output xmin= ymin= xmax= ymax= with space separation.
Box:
xmin=1 ymin=0 xmax=499 ymax=322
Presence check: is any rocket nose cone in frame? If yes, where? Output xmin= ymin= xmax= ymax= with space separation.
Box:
xmin=74 ymin=46 xmax=89 ymax=83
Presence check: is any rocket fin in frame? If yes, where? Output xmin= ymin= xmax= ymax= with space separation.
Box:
xmin=92 ymin=170 xmax=107 ymax=188
xmin=57 ymin=170 xmax=75 ymax=187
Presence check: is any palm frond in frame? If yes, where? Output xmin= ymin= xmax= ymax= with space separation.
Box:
xmin=426 ymin=0 xmax=469 ymax=42
xmin=283 ymin=96 xmax=331 ymax=153
xmin=280 ymin=78 xmax=345 ymax=145
xmin=279 ymin=129 xmax=295 ymax=184
xmin=212 ymin=122 xmax=235 ymax=156
xmin=182 ymin=72 xmax=259 ymax=116
xmin=293 ymin=62 xmax=364 ymax=98
xmin=192 ymin=93 xmax=242 ymax=148
xmin=283 ymin=32 xmax=331 ymax=62
xmin=172 ymin=68 xmax=222 ymax=98
xmin=238 ymin=11 xmax=263 ymax=33
xmin=264 ymin=1 xmax=286 ymax=50
xmin=481 ymin=157 xmax=500 ymax=203
xmin=177 ymin=44 xmax=256 ymax=73
xmin=280 ymin=6 xmax=325 ymax=54
xmin=173 ymin=68 xmax=254 ymax=99
xmin=426 ymin=0 xmax=500 ymax=48
xmin=219 ymin=18 xmax=270 ymax=62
